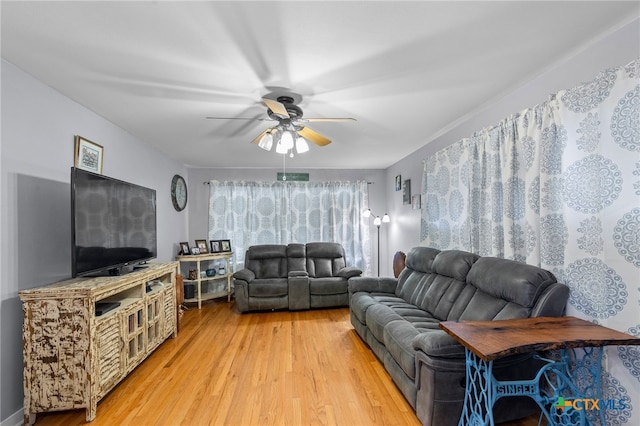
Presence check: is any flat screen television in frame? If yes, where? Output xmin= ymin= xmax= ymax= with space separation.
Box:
xmin=71 ymin=167 xmax=157 ymax=277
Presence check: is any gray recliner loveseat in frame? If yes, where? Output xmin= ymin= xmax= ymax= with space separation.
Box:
xmin=348 ymin=246 xmax=569 ymax=426
xmin=233 ymin=242 xmax=362 ymax=313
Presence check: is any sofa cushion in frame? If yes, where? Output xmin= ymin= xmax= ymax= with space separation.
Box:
xmin=248 ymin=278 xmax=288 ymax=297
xmin=365 ymin=304 xmax=404 ymax=343
xmin=397 ymin=250 xmax=479 ymax=321
xmin=245 ymin=245 xmax=288 ymax=279
xmin=350 ymin=292 xmax=401 ymax=324
xmin=287 ymin=243 xmax=307 ymax=272
xmin=306 ymin=242 xmax=347 ymax=277
xmin=466 ymin=257 xmax=557 ymax=308
xmin=310 ymin=277 xmax=347 ymax=295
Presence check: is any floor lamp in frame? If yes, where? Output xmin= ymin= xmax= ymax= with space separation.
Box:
xmin=363 ymin=209 xmax=390 ymax=276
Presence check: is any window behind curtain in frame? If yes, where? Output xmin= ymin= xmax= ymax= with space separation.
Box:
xmin=208 ymin=180 xmax=370 ymax=273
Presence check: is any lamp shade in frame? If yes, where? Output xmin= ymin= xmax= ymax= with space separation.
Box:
xmin=295 ymin=136 xmax=309 ymax=154
xmin=373 ymin=216 xmax=382 ymax=226
xmin=281 ymin=130 xmax=294 ymax=150
xmin=362 ymin=209 xmax=372 ymax=218
xmin=258 ymin=132 xmax=273 ymax=151
xmin=382 ymin=213 xmax=390 ymax=223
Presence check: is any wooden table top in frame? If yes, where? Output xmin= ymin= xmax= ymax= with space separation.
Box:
xmin=440 ymin=316 xmax=640 ymax=361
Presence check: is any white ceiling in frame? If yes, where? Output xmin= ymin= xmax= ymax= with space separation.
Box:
xmin=2 ymin=1 xmax=638 ymax=169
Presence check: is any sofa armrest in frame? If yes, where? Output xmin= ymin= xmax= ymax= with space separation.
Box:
xmin=412 ymin=330 xmax=466 ymax=359
xmin=233 ymin=269 xmax=255 ymax=283
xmin=348 ymin=276 xmax=398 ymax=294
xmin=337 ymin=266 xmax=362 ymax=279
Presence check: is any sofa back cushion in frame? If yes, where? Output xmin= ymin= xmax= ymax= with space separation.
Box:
xmin=415 ymin=250 xmax=479 ymax=320
xmin=245 ymin=245 xmax=288 ymax=279
xmin=287 ymin=243 xmax=307 ymax=272
xmin=447 ymin=257 xmax=558 ymax=321
xmin=306 ymin=242 xmax=346 ymax=278
xmin=396 ymin=248 xmax=481 ymax=321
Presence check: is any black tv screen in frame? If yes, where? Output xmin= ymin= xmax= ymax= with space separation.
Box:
xmin=71 ymin=167 xmax=157 ymax=277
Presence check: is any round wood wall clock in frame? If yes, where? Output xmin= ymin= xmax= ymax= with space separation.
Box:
xmin=171 ymin=174 xmax=187 ymax=211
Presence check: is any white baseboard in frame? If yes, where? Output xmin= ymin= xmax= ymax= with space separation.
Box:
xmin=0 ymin=408 xmax=23 ymax=426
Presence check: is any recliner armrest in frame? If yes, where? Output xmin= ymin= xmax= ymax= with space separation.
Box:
xmin=233 ymin=269 xmax=255 ymax=283
xmin=337 ymin=266 xmax=362 ymax=279
xmin=288 ymin=270 xmax=309 ymax=278
xmin=348 ymin=276 xmax=398 ymax=294
xmin=412 ymin=330 xmax=466 ymax=359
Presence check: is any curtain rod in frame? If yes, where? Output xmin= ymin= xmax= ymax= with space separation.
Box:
xmin=204 ymin=181 xmax=374 ymax=185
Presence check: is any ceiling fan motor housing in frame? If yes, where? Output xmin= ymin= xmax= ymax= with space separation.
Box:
xmin=267 ymin=97 xmax=304 ymax=122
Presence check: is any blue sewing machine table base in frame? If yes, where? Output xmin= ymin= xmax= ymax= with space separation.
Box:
xmin=439 ymin=317 xmax=640 ymax=426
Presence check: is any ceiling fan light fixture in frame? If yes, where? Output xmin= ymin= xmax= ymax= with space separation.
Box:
xmin=281 ymin=130 xmax=294 ymax=150
xmin=295 ymin=136 xmax=309 ymax=154
xmin=275 ymin=138 xmax=288 ymax=154
xmin=258 ymin=131 xmax=274 ymax=151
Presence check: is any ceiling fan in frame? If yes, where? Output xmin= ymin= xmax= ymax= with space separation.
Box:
xmin=206 ymin=91 xmax=356 ymax=155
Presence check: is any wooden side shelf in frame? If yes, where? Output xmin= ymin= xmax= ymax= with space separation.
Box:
xmin=176 ymin=252 xmax=233 ymax=309
xmin=19 ymin=262 xmax=179 ymax=424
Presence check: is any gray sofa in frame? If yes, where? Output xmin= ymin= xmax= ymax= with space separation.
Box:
xmin=348 ymin=247 xmax=569 ymax=426
xmin=233 ymin=242 xmax=362 ymax=313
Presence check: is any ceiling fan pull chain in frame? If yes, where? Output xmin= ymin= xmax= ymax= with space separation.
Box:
xmin=282 ymin=151 xmax=287 ymax=181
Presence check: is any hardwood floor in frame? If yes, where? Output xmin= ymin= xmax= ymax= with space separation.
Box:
xmin=34 ymin=300 xmax=543 ymax=425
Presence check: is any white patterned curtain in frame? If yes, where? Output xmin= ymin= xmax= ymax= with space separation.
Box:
xmin=208 ymin=180 xmax=370 ymax=273
xmin=421 ymin=58 xmax=639 ymax=425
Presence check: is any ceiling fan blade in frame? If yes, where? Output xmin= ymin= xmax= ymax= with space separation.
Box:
xmin=206 ymin=116 xmax=256 ymax=120
xmin=302 ymin=118 xmax=357 ymax=123
xmin=297 ymin=127 xmax=331 ymax=146
xmin=251 ymin=129 xmax=271 ymax=144
xmin=262 ymin=98 xmax=290 ymax=119
xmin=206 ymin=116 xmax=274 ymax=121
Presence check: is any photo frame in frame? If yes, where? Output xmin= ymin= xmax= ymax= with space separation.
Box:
xmin=402 ymin=179 xmax=411 ymax=205
xmin=179 ymin=242 xmax=191 ymax=255
xmin=395 ymin=175 xmax=402 ymax=191
xmin=220 ymin=240 xmax=231 ymax=252
xmin=191 ymin=247 xmax=200 ymax=255
xmin=210 ymin=240 xmax=221 ymax=253
xmin=74 ymin=135 xmax=103 ymax=174
xmin=412 ymin=194 xmax=422 ymax=210
xmin=195 ymin=239 xmax=209 ymax=254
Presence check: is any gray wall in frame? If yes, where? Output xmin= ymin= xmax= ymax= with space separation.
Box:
xmin=383 ymin=17 xmax=640 ymax=260
xmin=0 ymin=59 xmax=188 ymax=423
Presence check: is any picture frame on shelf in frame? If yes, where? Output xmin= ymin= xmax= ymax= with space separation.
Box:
xmin=403 ymin=179 xmax=411 ymax=205
xmin=74 ymin=135 xmax=103 ymax=174
xmin=191 ymin=247 xmax=200 ymax=255
xmin=220 ymin=240 xmax=231 ymax=252
xmin=195 ymin=239 xmax=208 ymax=254
xmin=395 ymin=174 xmax=402 ymax=191
xmin=210 ymin=240 xmax=221 ymax=253
xmin=179 ymin=242 xmax=190 ymax=255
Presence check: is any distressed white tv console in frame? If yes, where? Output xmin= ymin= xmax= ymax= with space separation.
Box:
xmin=19 ymin=262 xmax=178 ymax=424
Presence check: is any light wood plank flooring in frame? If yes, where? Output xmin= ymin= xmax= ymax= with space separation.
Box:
xmin=34 ymin=300 xmax=542 ymax=425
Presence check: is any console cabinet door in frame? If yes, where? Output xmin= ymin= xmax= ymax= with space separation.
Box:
xmin=123 ymin=303 xmax=146 ymax=372
xmin=146 ymin=291 xmax=164 ymax=352
xmin=96 ymin=313 xmax=125 ymax=398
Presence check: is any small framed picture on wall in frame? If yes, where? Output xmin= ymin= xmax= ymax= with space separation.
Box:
xmin=412 ymin=194 xmax=422 ymax=210
xmin=403 ymin=179 xmax=411 ymax=205
xmin=395 ymin=175 xmax=402 ymax=191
